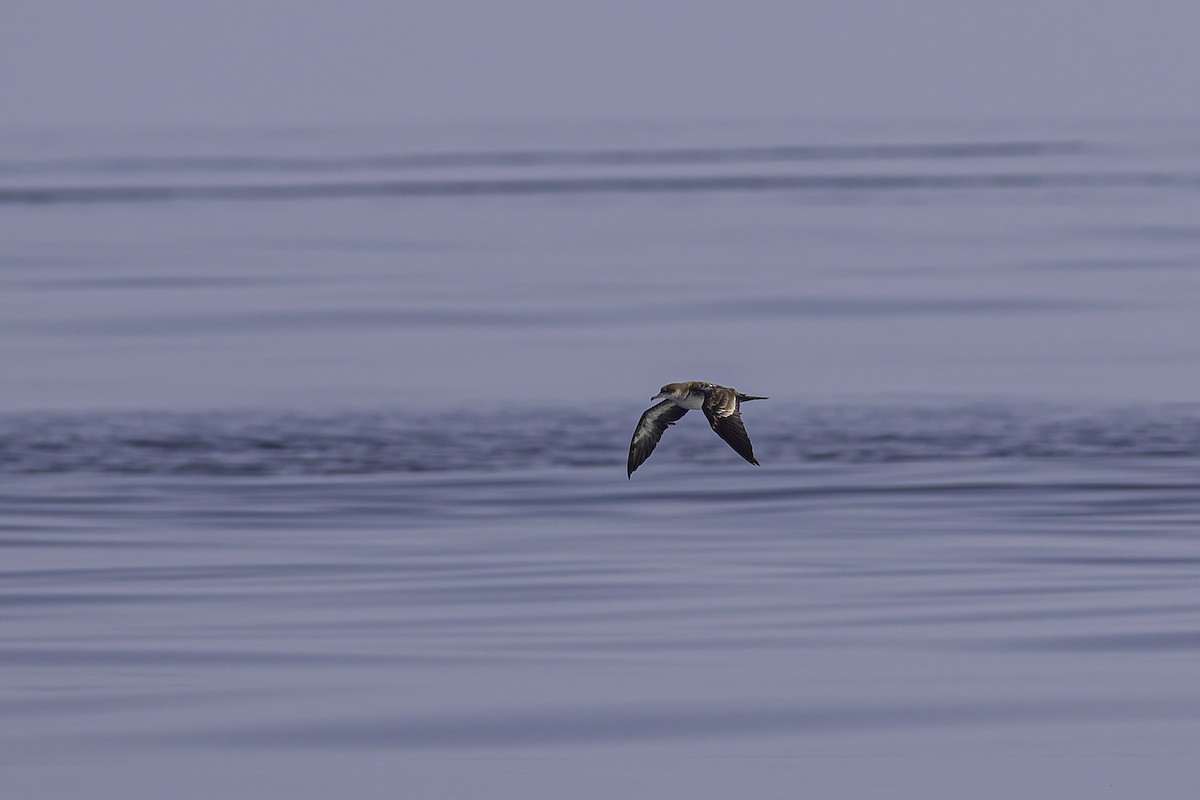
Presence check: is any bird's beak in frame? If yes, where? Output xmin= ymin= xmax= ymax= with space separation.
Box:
xmin=651 ymin=392 xmax=666 ymax=400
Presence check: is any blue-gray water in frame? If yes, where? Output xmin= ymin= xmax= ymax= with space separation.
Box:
xmin=3 ymin=120 xmax=1200 ymax=797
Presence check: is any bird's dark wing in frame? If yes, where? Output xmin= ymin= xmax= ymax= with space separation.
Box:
xmin=627 ymin=400 xmax=689 ymax=477
xmin=702 ymin=388 xmax=759 ymax=465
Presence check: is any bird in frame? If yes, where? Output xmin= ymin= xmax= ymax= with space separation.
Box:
xmin=627 ymin=381 xmax=768 ymax=477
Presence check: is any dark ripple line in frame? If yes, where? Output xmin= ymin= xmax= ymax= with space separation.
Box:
xmin=0 ymin=647 xmax=456 ymax=669
xmin=0 ymin=140 xmax=1086 ymax=177
xmin=124 ymin=695 xmax=1200 ymax=751
xmin=2 ymin=406 xmax=1200 ymax=476
xmin=10 ymin=295 xmax=1111 ymax=338
xmin=1001 ymin=631 xmax=1200 ymax=653
xmin=4 ymin=171 xmax=1198 ymax=206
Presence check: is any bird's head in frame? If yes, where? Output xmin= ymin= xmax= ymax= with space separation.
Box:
xmin=652 ymin=383 xmax=685 ymax=401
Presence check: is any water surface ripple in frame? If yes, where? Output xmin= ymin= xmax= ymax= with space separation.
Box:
xmin=5 ymin=120 xmax=1200 ymax=795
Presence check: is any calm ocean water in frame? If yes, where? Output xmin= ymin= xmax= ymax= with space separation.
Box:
xmin=3 ymin=119 xmax=1200 ymax=797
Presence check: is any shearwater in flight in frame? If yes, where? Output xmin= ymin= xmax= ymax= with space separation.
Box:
xmin=627 ymin=381 xmax=768 ymax=477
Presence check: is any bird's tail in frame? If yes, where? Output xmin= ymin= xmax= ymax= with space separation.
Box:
xmin=738 ymin=394 xmax=769 ymax=402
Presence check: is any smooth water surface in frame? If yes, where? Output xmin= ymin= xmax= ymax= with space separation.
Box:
xmin=3 ymin=119 xmax=1200 ymax=797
